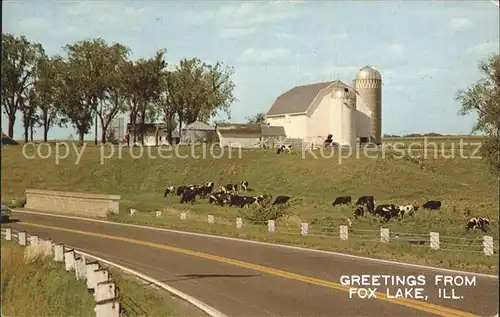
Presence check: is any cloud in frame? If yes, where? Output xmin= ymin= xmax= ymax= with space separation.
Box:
xmin=447 ymin=17 xmax=473 ymax=30
xmin=184 ymin=1 xmax=308 ymax=28
xmin=219 ymin=27 xmax=256 ymax=39
xmin=238 ymin=47 xmax=292 ymax=64
xmin=466 ymin=40 xmax=500 ymax=55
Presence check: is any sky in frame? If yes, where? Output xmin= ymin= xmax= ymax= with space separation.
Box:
xmin=2 ymin=0 xmax=499 ymax=140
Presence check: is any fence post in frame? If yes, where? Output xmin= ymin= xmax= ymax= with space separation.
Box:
xmin=430 ymin=232 xmax=440 ymax=250
xmin=380 ymin=228 xmax=390 ymax=243
xmin=268 ymin=220 xmax=275 ymax=232
xmin=155 ymin=210 xmax=162 ymax=217
xmin=340 ymin=225 xmax=348 ymax=240
xmin=180 ymin=212 xmax=187 ymax=220
xmin=92 ymin=269 xmax=110 ymax=292
xmin=64 ymin=248 xmax=76 ymax=271
xmin=95 ymin=281 xmax=117 ymax=302
xmin=483 ymin=236 xmax=493 ymax=256
xmin=301 ymin=223 xmax=308 ymax=236
xmin=18 ymin=231 xmax=27 ymax=245
xmin=207 ymin=215 xmax=215 ymax=224
xmin=95 ymin=300 xmax=120 ymax=317
xmin=236 ymin=217 xmax=242 ymax=229
xmin=86 ymin=261 xmax=101 ymax=291
xmin=5 ymin=227 xmax=12 ymax=240
xmin=53 ymin=243 xmax=64 ymax=262
xmin=42 ymin=239 xmax=53 ymax=257
xmin=75 ymin=256 xmax=87 ymax=281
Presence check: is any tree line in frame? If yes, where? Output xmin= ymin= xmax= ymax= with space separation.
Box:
xmin=1 ymin=33 xmax=236 ymax=144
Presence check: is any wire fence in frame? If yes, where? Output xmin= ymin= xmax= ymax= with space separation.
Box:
xmin=128 ymin=209 xmax=499 ymax=256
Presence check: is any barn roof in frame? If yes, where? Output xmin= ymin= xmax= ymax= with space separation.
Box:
xmin=183 ymin=121 xmax=214 ymax=131
xmin=261 ymin=125 xmax=286 ymax=137
xmin=216 ymin=123 xmax=262 ymax=134
xmin=1 ymin=131 xmax=19 ymax=145
xmin=266 ymin=80 xmax=357 ymax=116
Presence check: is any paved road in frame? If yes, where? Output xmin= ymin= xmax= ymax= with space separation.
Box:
xmin=4 ymin=211 xmax=498 ymax=317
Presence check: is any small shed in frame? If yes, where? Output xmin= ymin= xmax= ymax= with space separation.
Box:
xmin=216 ymin=123 xmax=262 ymax=148
xmin=181 ymin=121 xmax=216 ymax=144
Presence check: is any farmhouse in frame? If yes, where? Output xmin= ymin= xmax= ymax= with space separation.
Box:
xmin=265 ymin=65 xmax=383 ymax=147
xmin=216 ymin=123 xmax=286 ymax=148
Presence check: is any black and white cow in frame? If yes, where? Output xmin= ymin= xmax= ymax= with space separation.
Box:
xmin=272 ymin=195 xmax=291 ymax=206
xmin=240 ymin=181 xmax=249 ymax=192
xmin=277 ymin=144 xmax=291 ymax=154
xmin=422 ymin=200 xmax=442 ymax=210
xmin=199 ymin=182 xmax=214 ymax=198
xmin=466 ymin=217 xmax=490 ymax=232
xmin=398 ymin=205 xmax=419 ymax=218
xmin=332 ymin=196 xmax=352 ymax=207
xmin=374 ymin=204 xmax=401 ymax=222
xmin=355 ymin=196 xmax=375 ymax=206
xmin=163 ymin=186 xmax=176 ymax=199
xmin=209 ymin=192 xmax=229 ymax=206
xmin=225 ymin=183 xmax=239 ymax=192
xmin=180 ymin=188 xmax=197 ymax=204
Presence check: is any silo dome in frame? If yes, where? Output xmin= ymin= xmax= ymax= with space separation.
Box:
xmin=356 ymin=66 xmax=382 ymax=80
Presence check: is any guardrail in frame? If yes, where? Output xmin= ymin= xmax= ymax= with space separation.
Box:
xmin=1 ymin=227 xmax=120 ymax=317
xmin=131 ymin=209 xmax=498 ymax=256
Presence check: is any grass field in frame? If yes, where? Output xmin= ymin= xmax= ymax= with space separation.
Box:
xmin=0 ymin=240 xmax=179 ymax=316
xmin=1 ymin=135 xmax=498 ymax=274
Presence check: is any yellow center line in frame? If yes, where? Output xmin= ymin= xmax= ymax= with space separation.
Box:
xmin=20 ymin=222 xmax=477 ymax=317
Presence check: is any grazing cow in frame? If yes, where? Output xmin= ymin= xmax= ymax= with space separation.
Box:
xmin=240 ymin=181 xmax=249 ymax=192
xmin=398 ymin=205 xmax=419 ymax=218
xmin=374 ymin=204 xmax=401 ymax=222
xmin=176 ymin=185 xmax=192 ymax=196
xmin=466 ymin=217 xmax=490 ymax=232
xmin=163 ymin=186 xmax=175 ymax=198
xmin=354 ymin=206 xmax=365 ymax=219
xmin=226 ymin=194 xmax=262 ymax=208
xmin=272 ymin=195 xmax=291 ymax=206
xmin=277 ymin=144 xmax=291 ymax=154
xmin=422 ymin=200 xmax=442 ymax=210
xmin=225 ymin=183 xmax=239 ymax=192
xmin=180 ymin=189 xmax=196 ymax=204
xmin=356 ymin=196 xmax=375 ymax=213
xmin=332 ymin=196 xmax=352 ymax=207
xmin=198 ymin=182 xmax=214 ymax=198
xmin=355 ymin=196 xmax=375 ymax=206
xmin=209 ymin=192 xmax=229 ymax=206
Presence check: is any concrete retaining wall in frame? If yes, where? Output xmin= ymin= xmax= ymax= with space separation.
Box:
xmin=25 ymin=189 xmax=120 ymax=217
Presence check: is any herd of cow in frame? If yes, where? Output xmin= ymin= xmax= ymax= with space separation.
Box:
xmin=333 ymin=195 xmax=491 ymax=233
xmin=163 ymin=183 xmax=491 ymax=233
xmin=163 ymin=181 xmax=291 ymax=208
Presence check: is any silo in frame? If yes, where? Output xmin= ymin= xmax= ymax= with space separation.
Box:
xmin=332 ymin=86 xmax=357 ymax=148
xmin=354 ymin=66 xmax=382 ymax=144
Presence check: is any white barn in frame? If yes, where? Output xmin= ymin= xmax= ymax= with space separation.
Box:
xmin=265 ymin=66 xmax=382 ymax=147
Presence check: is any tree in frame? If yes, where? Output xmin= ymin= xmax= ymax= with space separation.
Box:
xmin=124 ymin=50 xmax=167 ymax=145
xmin=1 ymin=33 xmax=44 ymax=138
xmin=34 ymin=55 xmax=66 ymax=142
xmin=246 ymin=112 xmax=266 ymax=124
xmin=95 ymin=43 xmax=130 ymax=143
xmin=456 ymin=53 xmax=500 ymax=172
xmin=167 ymin=58 xmax=236 ymax=134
